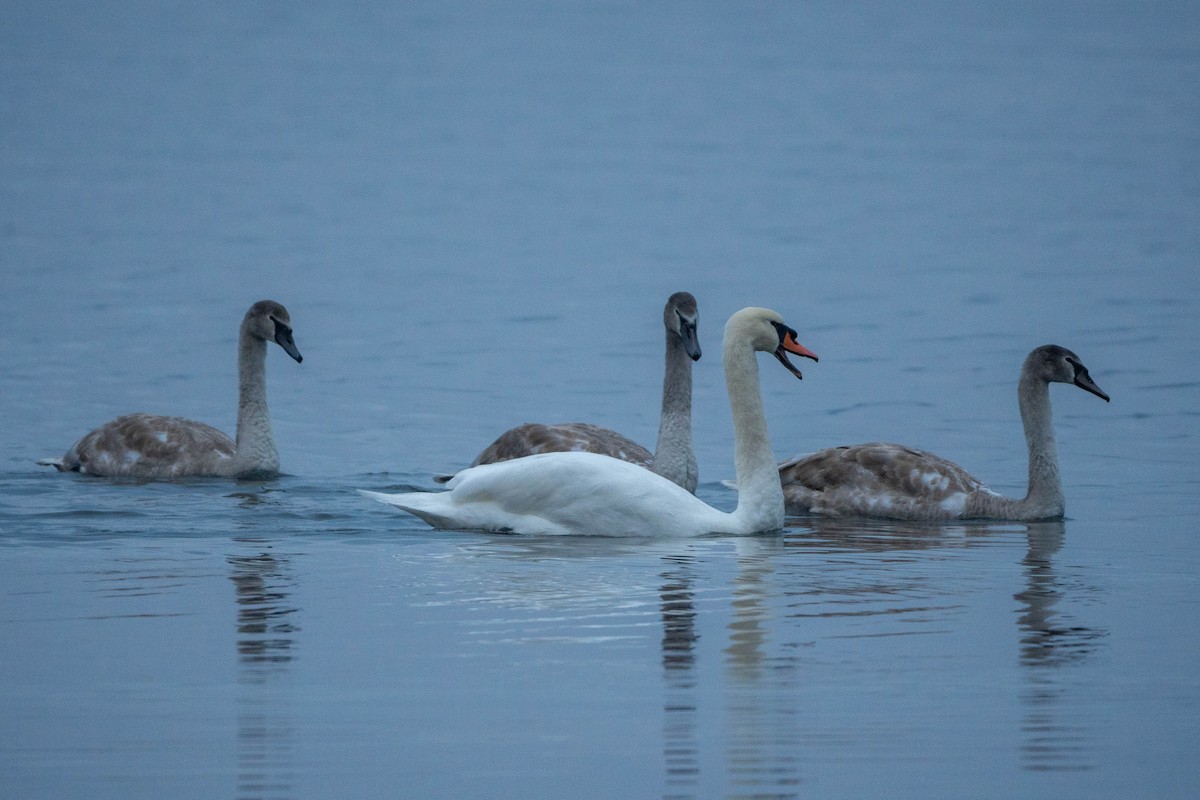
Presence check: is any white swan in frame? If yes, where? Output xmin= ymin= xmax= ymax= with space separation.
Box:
xmin=438 ymin=292 xmax=702 ymax=491
xmin=778 ymin=345 xmax=1108 ymax=521
xmin=362 ymin=307 xmax=818 ymax=536
xmin=37 ymin=300 xmax=302 ymax=479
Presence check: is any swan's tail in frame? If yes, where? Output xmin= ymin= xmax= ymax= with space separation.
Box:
xmin=358 ymin=489 xmax=458 ymax=529
xmin=358 ymin=489 xmax=409 ymax=507
xmin=35 ymin=457 xmax=66 ymax=471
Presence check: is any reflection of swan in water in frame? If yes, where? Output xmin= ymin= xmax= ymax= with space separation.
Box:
xmin=725 ymin=543 xmax=773 ymax=680
xmin=722 ymin=538 xmax=802 ymax=798
xmin=658 ymin=539 xmax=803 ymax=799
xmin=228 ymin=540 xmax=299 ymax=800
xmin=787 ymin=515 xmax=997 ymax=553
xmin=1016 ymin=521 xmax=1104 ymax=666
xmin=660 ymin=554 xmax=699 ymax=672
xmin=1015 ymin=521 xmax=1105 ymax=772
xmin=433 ymin=533 xmax=805 ymax=795
xmin=659 ymin=552 xmax=701 ymax=796
xmin=788 ymin=518 xmax=1105 ymax=773
xmin=229 ymin=548 xmax=299 ymax=663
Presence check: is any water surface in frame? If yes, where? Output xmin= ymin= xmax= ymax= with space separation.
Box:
xmin=2 ymin=2 xmax=1198 ymax=798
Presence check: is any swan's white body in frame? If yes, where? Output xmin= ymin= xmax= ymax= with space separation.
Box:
xmin=38 ymin=300 xmax=302 ymax=479
xmin=364 ymin=307 xmax=817 ymax=536
xmin=444 ymin=292 xmax=701 ymax=491
xmin=779 ymin=345 xmax=1108 ymax=521
xmin=366 ymin=452 xmax=725 ymax=536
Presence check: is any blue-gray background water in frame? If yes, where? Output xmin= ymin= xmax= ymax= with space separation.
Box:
xmin=2 ymin=2 xmax=1198 ymax=798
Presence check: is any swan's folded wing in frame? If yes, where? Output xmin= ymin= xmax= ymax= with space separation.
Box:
xmin=450 ymin=451 xmax=652 ymax=512
xmin=368 ymin=452 xmax=713 ymax=536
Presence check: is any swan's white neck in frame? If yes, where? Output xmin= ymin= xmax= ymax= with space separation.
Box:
xmin=233 ymin=331 xmax=279 ymax=475
xmin=651 ymin=328 xmax=697 ymax=491
xmin=723 ymin=333 xmax=785 ymax=532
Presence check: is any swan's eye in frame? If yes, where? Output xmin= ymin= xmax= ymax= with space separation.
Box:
xmin=768 ymin=320 xmax=796 ymax=344
xmin=269 ymin=314 xmax=291 ymax=335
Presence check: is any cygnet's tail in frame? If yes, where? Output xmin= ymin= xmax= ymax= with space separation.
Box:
xmin=35 ymin=457 xmax=66 ymax=471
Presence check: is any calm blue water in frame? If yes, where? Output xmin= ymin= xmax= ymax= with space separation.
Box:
xmin=3 ymin=2 xmax=1199 ymax=798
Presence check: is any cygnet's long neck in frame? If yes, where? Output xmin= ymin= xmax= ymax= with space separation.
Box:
xmin=1016 ymin=370 xmax=1064 ymax=518
xmin=233 ymin=329 xmax=279 ymax=476
xmin=723 ymin=334 xmax=785 ymax=533
xmin=972 ymin=368 xmax=1064 ymax=520
xmin=650 ymin=328 xmax=697 ymax=492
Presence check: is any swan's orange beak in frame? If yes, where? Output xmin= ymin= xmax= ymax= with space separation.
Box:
xmin=782 ymin=331 xmax=818 ymax=362
xmin=774 ymin=330 xmax=818 ymax=380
